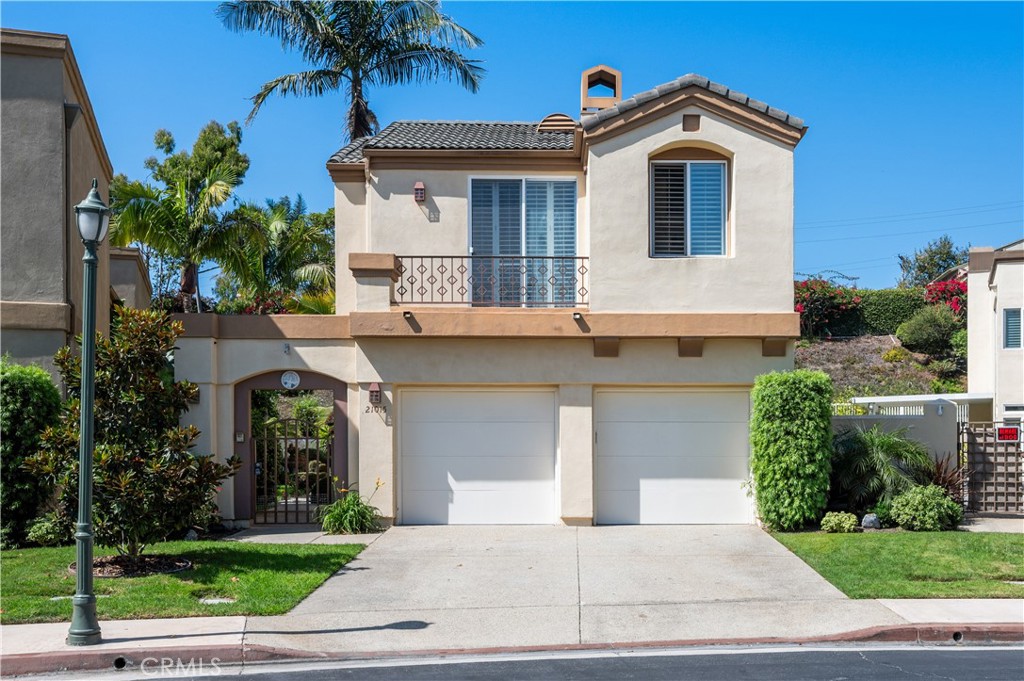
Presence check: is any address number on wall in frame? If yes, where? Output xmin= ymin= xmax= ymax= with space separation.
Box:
xmin=365 ymin=405 xmax=388 ymax=414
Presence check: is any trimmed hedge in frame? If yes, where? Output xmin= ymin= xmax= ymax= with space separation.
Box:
xmin=859 ymin=288 xmax=927 ymax=335
xmin=750 ymin=370 xmax=834 ymax=530
xmin=0 ymin=358 xmax=61 ymax=547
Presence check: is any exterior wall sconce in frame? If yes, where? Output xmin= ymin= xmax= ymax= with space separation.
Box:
xmin=403 ymin=310 xmax=413 ymax=319
xmin=572 ymin=312 xmax=583 ymax=320
xmin=369 ymin=382 xmax=382 ymax=405
xmin=413 ymin=181 xmax=426 ymax=202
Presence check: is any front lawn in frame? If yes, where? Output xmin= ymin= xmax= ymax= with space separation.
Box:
xmin=0 ymin=540 xmax=362 ymax=624
xmin=774 ymin=531 xmax=1024 ymax=599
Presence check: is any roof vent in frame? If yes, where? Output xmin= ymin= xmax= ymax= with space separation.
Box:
xmin=581 ymin=65 xmax=622 ymax=115
xmin=536 ymin=113 xmax=577 ymax=132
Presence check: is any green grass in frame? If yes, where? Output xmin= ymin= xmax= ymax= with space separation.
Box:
xmin=0 ymin=540 xmax=362 ymax=624
xmin=773 ymin=531 xmax=1024 ymax=599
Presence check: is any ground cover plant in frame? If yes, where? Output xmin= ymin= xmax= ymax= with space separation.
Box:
xmin=0 ymin=540 xmax=363 ymax=624
xmin=773 ymin=532 xmax=1023 ymax=598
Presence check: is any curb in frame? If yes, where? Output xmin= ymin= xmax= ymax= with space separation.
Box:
xmin=2 ymin=623 xmax=1021 ymax=677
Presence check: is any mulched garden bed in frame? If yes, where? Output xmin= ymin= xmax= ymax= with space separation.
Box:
xmin=69 ymin=555 xmax=192 ymax=578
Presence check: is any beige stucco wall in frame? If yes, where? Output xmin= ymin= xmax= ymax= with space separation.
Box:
xmin=180 ymin=334 xmax=790 ymax=522
xmin=334 ymin=181 xmax=367 ymax=315
xmin=109 ymin=249 xmax=152 ymax=309
xmin=587 ymin=105 xmax=794 ymax=313
xmin=833 ymin=400 xmax=960 ymax=462
xmin=968 ymin=250 xmax=1023 ymax=421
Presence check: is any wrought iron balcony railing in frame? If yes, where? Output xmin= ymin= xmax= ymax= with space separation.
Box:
xmin=395 ymin=255 xmax=589 ymax=307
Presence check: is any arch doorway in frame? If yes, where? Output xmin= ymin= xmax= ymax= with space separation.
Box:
xmin=233 ymin=371 xmax=348 ymax=523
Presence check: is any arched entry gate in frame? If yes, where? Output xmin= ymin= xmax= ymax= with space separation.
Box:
xmin=233 ymin=371 xmax=348 ymax=524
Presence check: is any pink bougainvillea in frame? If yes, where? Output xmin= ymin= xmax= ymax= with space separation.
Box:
xmin=794 ymin=279 xmax=862 ymax=338
xmin=925 ymin=280 xmax=967 ymax=316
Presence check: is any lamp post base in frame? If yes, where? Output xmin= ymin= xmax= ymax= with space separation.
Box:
xmin=67 ymin=595 xmax=102 ymax=646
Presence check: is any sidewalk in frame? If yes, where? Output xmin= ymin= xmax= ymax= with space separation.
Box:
xmin=2 ymin=600 xmax=1021 ymax=676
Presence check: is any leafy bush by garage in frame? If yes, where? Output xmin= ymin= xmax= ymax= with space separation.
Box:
xmin=859 ymin=288 xmax=927 ymax=335
xmin=820 ymin=511 xmax=859 ymax=533
xmin=750 ymin=370 xmax=834 ymax=530
xmin=25 ymin=307 xmax=239 ymax=558
xmin=896 ymin=304 xmax=962 ymax=357
xmin=0 ymin=358 xmax=61 ymax=548
xmin=890 ymin=485 xmax=963 ymax=531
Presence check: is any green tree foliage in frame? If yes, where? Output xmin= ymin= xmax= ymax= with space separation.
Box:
xmin=897 ymin=235 xmax=969 ymax=288
xmin=144 ymin=121 xmax=250 ymax=194
xmin=890 ymin=485 xmax=963 ymax=531
xmin=0 ymin=358 xmax=61 ymax=547
xmin=896 ymin=304 xmax=962 ymax=357
xmin=217 ymin=0 xmax=485 ymax=139
xmin=750 ymin=370 xmax=834 ymax=530
xmin=25 ymin=308 xmax=239 ymax=558
xmin=110 ymin=165 xmax=258 ymax=312
xmin=831 ymin=426 xmax=934 ymax=511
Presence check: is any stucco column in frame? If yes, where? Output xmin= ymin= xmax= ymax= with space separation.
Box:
xmin=349 ymin=253 xmax=398 ymax=312
xmin=357 ymin=382 xmax=396 ymax=522
xmin=559 ymin=384 xmax=594 ymax=525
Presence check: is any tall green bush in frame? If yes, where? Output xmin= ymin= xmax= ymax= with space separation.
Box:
xmin=25 ymin=307 xmax=239 ymax=558
xmin=859 ymin=288 xmax=926 ymax=335
xmin=0 ymin=358 xmax=61 ymax=547
xmin=750 ymin=370 xmax=834 ymax=530
xmin=896 ymin=304 xmax=961 ymax=357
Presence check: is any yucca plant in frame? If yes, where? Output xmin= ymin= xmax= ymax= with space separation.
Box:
xmin=831 ymin=426 xmax=935 ymax=512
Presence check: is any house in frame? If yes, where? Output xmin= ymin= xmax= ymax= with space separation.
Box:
xmin=175 ymin=66 xmax=807 ymax=527
xmin=0 ymin=28 xmax=149 ymax=382
xmin=966 ymin=239 xmax=1024 ymax=424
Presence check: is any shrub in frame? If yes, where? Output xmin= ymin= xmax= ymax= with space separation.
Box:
xmin=293 ymin=395 xmax=327 ymax=433
xmin=318 ymin=479 xmax=384 ymax=534
xmin=882 ymin=347 xmax=911 ymax=363
xmin=924 ymin=279 xmax=967 ymax=317
xmin=859 ymin=288 xmax=927 ymax=335
xmin=928 ymin=358 xmax=960 ymax=380
xmin=25 ymin=307 xmax=239 ymax=558
xmin=831 ymin=426 xmax=934 ymax=511
xmin=870 ymin=500 xmax=895 ymax=528
xmin=820 ymin=511 xmax=859 ymax=533
xmin=0 ymin=358 xmax=61 ymax=548
xmin=890 ymin=485 xmax=962 ymax=531
xmin=794 ymin=279 xmax=862 ymax=338
xmin=950 ymin=329 xmax=968 ymax=362
xmin=750 ymin=370 xmax=834 ymax=530
xmin=931 ymin=377 xmax=964 ymax=394
xmin=25 ymin=512 xmax=69 ymax=547
xmin=896 ymin=304 xmax=961 ymax=357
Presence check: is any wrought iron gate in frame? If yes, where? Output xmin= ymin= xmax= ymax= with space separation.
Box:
xmin=961 ymin=422 xmax=1023 ymax=514
xmin=253 ymin=417 xmax=335 ymax=524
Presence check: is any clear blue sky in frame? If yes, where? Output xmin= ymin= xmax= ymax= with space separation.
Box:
xmin=3 ymin=1 xmax=1022 ymax=290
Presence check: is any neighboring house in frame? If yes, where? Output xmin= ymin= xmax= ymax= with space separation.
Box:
xmin=176 ymin=66 xmax=807 ymax=527
xmin=0 ymin=29 xmax=149 ymax=381
xmin=967 ymin=239 xmax=1024 ymax=423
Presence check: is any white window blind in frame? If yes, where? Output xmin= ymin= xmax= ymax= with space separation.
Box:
xmin=650 ymin=161 xmax=726 ymax=257
xmin=1005 ymin=308 xmax=1022 ymax=349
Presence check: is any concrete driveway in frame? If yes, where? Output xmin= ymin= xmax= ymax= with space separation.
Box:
xmin=245 ymin=526 xmax=903 ymax=654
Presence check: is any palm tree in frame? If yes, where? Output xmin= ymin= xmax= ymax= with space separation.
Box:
xmin=831 ymin=426 xmax=935 ymax=510
xmin=110 ymin=166 xmax=253 ymax=312
xmin=222 ymin=202 xmax=335 ymax=300
xmin=217 ymin=0 xmax=484 ymax=139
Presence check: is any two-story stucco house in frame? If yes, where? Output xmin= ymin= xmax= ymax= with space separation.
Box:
xmin=176 ymin=66 xmax=807 ymax=527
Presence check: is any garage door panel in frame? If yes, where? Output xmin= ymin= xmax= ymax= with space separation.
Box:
xmin=597 ymin=422 xmax=749 ymax=458
xmin=595 ymin=391 xmax=749 ymax=423
xmin=403 ymin=455 xmax=555 ymax=491
xmin=595 ymin=390 xmax=752 ymax=525
xmin=596 ymin=455 xmax=749 ymax=491
xmin=402 ymin=488 xmax=554 ymax=525
xmin=403 ymin=421 xmax=555 ymax=459
xmin=401 ymin=390 xmax=556 ymax=525
xmin=403 ymin=391 xmax=554 ymax=423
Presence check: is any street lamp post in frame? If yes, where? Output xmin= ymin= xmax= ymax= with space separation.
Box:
xmin=67 ymin=178 xmax=110 ymax=647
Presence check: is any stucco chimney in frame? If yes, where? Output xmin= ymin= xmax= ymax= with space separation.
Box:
xmin=580 ymin=65 xmax=622 ymax=115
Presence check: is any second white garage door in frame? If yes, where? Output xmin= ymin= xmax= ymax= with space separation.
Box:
xmin=400 ymin=389 xmax=557 ymax=524
xmin=595 ymin=390 xmax=753 ymax=525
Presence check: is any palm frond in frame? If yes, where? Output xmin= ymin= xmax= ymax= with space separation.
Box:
xmin=246 ymin=69 xmax=345 ymax=124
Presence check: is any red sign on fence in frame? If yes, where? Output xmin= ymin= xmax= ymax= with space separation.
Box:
xmin=996 ymin=426 xmax=1021 ymax=443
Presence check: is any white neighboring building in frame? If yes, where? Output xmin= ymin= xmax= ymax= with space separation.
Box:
xmin=967 ymin=239 xmax=1023 ymax=423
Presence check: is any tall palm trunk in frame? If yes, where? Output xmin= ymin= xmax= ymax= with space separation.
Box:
xmin=180 ymin=261 xmax=203 ymax=312
xmin=347 ymin=74 xmax=376 ymax=140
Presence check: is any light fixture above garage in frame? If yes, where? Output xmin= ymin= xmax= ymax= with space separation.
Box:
xmin=413 ymin=181 xmax=426 ymax=202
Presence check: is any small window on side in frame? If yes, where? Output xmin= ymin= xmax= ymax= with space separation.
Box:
xmin=1004 ymin=308 xmax=1022 ymax=349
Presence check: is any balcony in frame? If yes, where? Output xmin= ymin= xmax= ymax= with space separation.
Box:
xmin=394 ymin=255 xmax=589 ymax=307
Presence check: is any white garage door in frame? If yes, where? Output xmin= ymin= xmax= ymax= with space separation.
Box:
xmin=400 ymin=389 xmax=556 ymax=524
xmin=595 ymin=390 xmax=752 ymax=524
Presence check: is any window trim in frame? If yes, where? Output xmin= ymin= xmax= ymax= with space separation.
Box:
xmin=649 ymin=160 xmax=728 ymax=259
xmin=1003 ymin=307 xmax=1023 ymax=349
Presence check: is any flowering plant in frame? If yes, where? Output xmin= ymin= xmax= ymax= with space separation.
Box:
xmin=794 ymin=279 xmax=862 ymax=338
xmin=243 ymin=290 xmax=293 ymax=315
xmin=924 ymin=280 xmax=967 ymax=316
